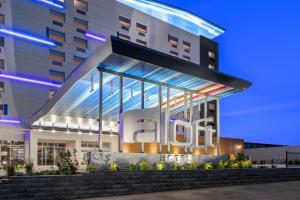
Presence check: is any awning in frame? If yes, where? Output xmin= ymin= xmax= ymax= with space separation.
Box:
xmin=28 ymin=36 xmax=251 ymax=132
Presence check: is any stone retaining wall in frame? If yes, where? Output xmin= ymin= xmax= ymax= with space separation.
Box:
xmin=1 ymin=168 xmax=300 ymax=200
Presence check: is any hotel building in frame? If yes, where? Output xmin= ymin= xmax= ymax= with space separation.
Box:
xmin=0 ymin=0 xmax=251 ymax=170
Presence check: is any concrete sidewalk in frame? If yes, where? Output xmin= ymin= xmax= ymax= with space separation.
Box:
xmin=82 ymin=181 xmax=300 ymax=200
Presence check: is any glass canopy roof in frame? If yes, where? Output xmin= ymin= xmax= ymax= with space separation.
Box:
xmin=30 ymin=37 xmax=250 ymax=133
xmin=116 ymin=0 xmax=225 ymax=39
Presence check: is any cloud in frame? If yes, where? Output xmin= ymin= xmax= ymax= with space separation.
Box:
xmin=222 ymin=101 xmax=300 ymax=117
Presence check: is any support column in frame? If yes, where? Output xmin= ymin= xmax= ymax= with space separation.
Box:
xmin=166 ymin=87 xmax=171 ymax=154
xmin=216 ymin=99 xmax=221 ymax=156
xmin=119 ymin=76 xmax=123 ymax=152
xmin=98 ymin=71 xmax=103 ymax=150
xmin=204 ymin=97 xmax=208 ymax=155
xmin=189 ymin=93 xmax=193 ymax=154
xmin=159 ymin=85 xmax=162 ymax=153
xmin=141 ymin=81 xmax=145 ymax=153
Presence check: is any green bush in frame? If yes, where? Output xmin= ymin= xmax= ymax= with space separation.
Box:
xmin=57 ymin=149 xmax=78 ymax=175
xmin=226 ymin=161 xmax=239 ymax=169
xmin=239 ymin=160 xmax=252 ymax=169
xmin=25 ymin=161 xmax=34 ymax=175
xmin=184 ymin=163 xmax=199 ymax=170
xmin=168 ymin=162 xmax=182 ymax=170
xmin=295 ymin=160 xmax=300 ymax=165
xmin=203 ymin=162 xmax=213 ymax=170
xmin=214 ymin=161 xmax=226 ymax=169
xmin=35 ymin=170 xmax=59 ymax=176
xmin=6 ymin=164 xmax=16 ymax=177
xmin=138 ymin=160 xmax=152 ymax=170
xmin=109 ymin=162 xmax=119 ymax=171
xmin=127 ymin=163 xmax=137 ymax=171
xmin=86 ymin=164 xmax=97 ymax=172
xmin=155 ymin=162 xmax=166 ymax=170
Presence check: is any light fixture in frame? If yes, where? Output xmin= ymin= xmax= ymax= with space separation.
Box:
xmin=90 ymin=74 xmax=94 ymax=93
xmin=0 ymin=73 xmax=62 ymax=88
xmin=85 ymin=32 xmax=106 ymax=42
xmin=38 ymin=121 xmax=43 ymax=132
xmin=0 ymin=28 xmax=56 ymax=46
xmin=0 ymin=119 xmax=21 ymax=124
xmin=34 ymin=0 xmax=64 ymax=9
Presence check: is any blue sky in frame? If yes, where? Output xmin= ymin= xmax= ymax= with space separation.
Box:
xmin=158 ymin=0 xmax=300 ymax=145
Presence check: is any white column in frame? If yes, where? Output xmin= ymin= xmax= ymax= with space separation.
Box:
xmin=141 ymin=81 xmax=145 ymax=153
xmin=159 ymin=85 xmax=162 ymax=153
xmin=216 ymin=99 xmax=221 ymax=156
xmin=166 ymin=87 xmax=171 ymax=153
xmin=119 ymin=76 xmax=123 ymax=152
xmin=98 ymin=71 xmax=103 ymax=149
xmin=204 ymin=97 xmax=208 ymax=155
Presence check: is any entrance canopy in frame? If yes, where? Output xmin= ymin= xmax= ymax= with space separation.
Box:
xmin=29 ymin=37 xmax=251 ymax=133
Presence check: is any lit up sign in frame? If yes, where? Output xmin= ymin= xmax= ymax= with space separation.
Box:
xmin=122 ymin=107 xmax=215 ymax=151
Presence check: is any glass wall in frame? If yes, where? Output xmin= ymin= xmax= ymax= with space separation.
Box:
xmin=0 ymin=140 xmax=24 ymax=168
xmin=37 ymin=142 xmax=66 ymax=166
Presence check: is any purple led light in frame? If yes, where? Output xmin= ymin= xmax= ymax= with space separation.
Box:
xmin=85 ymin=32 xmax=106 ymax=42
xmin=35 ymin=0 xmax=64 ymax=9
xmin=0 ymin=28 xmax=56 ymax=47
xmin=0 ymin=73 xmax=62 ymax=88
xmin=0 ymin=119 xmax=21 ymax=124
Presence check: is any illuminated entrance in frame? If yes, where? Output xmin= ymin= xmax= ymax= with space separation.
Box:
xmin=28 ymin=37 xmax=251 ymax=163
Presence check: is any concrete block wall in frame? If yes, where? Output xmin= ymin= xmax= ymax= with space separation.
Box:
xmin=0 ymin=168 xmax=300 ymax=200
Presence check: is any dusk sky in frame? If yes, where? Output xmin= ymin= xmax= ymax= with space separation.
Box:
xmin=158 ymin=0 xmax=300 ymax=145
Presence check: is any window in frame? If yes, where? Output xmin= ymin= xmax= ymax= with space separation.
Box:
xmin=102 ymin=142 xmax=111 ymax=152
xmin=49 ymin=50 xmax=65 ymax=66
xmin=0 ymin=140 xmax=25 ymax=167
xmin=183 ymin=41 xmax=191 ymax=53
xmin=0 ymin=59 xmax=4 ymax=70
xmin=47 ymin=28 xmax=65 ymax=46
xmin=119 ymin=16 xmax=131 ymax=30
xmin=38 ymin=142 xmax=66 ymax=166
xmin=81 ymin=141 xmax=99 ymax=148
xmin=208 ymin=51 xmax=216 ymax=60
xmin=0 ymin=36 xmax=4 ymax=47
xmin=74 ymin=37 xmax=87 ymax=52
xmin=209 ymin=64 xmax=216 ymax=70
xmin=73 ymin=56 xmax=85 ymax=66
xmin=136 ymin=22 xmax=147 ymax=34
xmin=48 ymin=90 xmax=55 ymax=99
xmin=0 ymin=82 xmax=4 ymax=92
xmin=50 ymin=9 xmax=65 ymax=27
xmin=74 ymin=18 xmax=88 ymax=34
xmin=74 ymin=0 xmax=88 ymax=15
xmin=0 ymin=104 xmax=8 ymax=115
xmin=117 ymin=32 xmax=130 ymax=41
xmin=183 ymin=55 xmax=191 ymax=60
xmin=0 ymin=13 xmax=4 ymax=25
xmin=169 ymin=50 xmax=178 ymax=57
xmin=136 ymin=39 xmax=147 ymax=46
xmin=209 ymin=103 xmax=215 ymax=113
xmin=168 ymin=34 xmax=178 ymax=48
xmin=49 ymin=70 xmax=65 ymax=82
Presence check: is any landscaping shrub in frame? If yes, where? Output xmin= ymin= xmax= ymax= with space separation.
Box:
xmin=295 ymin=160 xmax=300 ymax=165
xmin=109 ymin=162 xmax=119 ymax=171
xmin=155 ymin=162 xmax=166 ymax=170
xmin=167 ymin=162 xmax=182 ymax=170
xmin=239 ymin=160 xmax=252 ymax=169
xmin=138 ymin=160 xmax=152 ymax=170
xmin=184 ymin=163 xmax=199 ymax=170
xmin=203 ymin=162 xmax=213 ymax=170
xmin=25 ymin=161 xmax=34 ymax=175
xmin=6 ymin=164 xmax=16 ymax=177
xmin=57 ymin=149 xmax=78 ymax=175
xmin=213 ymin=160 xmax=226 ymax=169
xmin=288 ymin=160 xmax=294 ymax=165
xmin=226 ymin=161 xmax=240 ymax=169
xmin=127 ymin=163 xmax=138 ymax=171
xmin=86 ymin=164 xmax=97 ymax=172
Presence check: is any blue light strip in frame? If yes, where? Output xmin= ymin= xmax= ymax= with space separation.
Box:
xmin=0 ymin=118 xmax=21 ymax=124
xmin=0 ymin=73 xmax=62 ymax=88
xmin=85 ymin=32 xmax=107 ymax=42
xmin=34 ymin=0 xmax=64 ymax=9
xmin=0 ymin=28 xmax=56 ymax=47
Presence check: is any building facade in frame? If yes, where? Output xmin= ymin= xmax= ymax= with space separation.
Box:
xmin=0 ymin=0 xmax=250 ymax=170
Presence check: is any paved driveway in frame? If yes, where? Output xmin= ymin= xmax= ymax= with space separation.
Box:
xmin=83 ymin=181 xmax=300 ymax=200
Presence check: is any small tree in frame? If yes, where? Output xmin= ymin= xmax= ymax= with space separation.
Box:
xmin=57 ymin=149 xmax=78 ymax=175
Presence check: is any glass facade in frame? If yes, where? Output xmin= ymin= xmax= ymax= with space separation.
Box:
xmin=0 ymin=140 xmax=24 ymax=167
xmin=37 ymin=142 xmax=66 ymax=166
